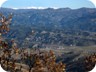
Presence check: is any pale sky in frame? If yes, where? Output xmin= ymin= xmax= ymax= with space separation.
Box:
xmin=0 ymin=0 xmax=95 ymax=9
xmin=0 ymin=0 xmax=7 ymax=7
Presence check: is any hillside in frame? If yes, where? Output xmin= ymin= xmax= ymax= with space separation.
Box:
xmin=0 ymin=7 xmax=96 ymax=47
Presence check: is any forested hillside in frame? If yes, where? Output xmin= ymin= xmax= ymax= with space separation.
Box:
xmin=0 ymin=7 xmax=96 ymax=47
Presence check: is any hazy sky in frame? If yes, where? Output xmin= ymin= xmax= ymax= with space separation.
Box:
xmin=1 ymin=0 xmax=96 ymax=9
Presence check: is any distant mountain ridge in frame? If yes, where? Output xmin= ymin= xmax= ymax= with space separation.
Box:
xmin=0 ymin=7 xmax=96 ymax=47
xmin=1 ymin=7 xmax=96 ymax=31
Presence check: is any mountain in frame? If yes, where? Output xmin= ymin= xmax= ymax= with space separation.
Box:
xmin=0 ymin=7 xmax=96 ymax=47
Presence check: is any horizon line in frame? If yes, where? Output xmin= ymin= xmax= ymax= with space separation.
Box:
xmin=0 ymin=6 xmax=96 ymax=10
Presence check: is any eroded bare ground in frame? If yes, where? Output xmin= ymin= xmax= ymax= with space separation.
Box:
xmin=41 ymin=45 xmax=96 ymax=72
xmin=41 ymin=45 xmax=96 ymax=59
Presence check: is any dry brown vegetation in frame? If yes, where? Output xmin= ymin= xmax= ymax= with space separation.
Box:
xmin=84 ymin=53 xmax=96 ymax=71
xmin=0 ymin=13 xmax=66 ymax=72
